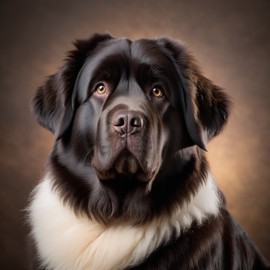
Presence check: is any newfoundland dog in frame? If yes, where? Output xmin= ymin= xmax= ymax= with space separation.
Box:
xmin=28 ymin=33 xmax=269 ymax=269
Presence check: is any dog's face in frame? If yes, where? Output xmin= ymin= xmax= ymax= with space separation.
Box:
xmin=70 ymin=38 xmax=191 ymax=184
xmin=32 ymin=34 xmax=230 ymax=223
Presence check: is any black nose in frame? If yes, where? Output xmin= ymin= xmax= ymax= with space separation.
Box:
xmin=112 ymin=111 xmax=144 ymax=136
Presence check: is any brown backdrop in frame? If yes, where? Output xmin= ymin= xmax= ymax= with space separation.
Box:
xmin=0 ymin=0 xmax=269 ymax=268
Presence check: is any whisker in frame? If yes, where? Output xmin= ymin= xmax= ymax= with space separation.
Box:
xmin=83 ymin=146 xmax=94 ymax=165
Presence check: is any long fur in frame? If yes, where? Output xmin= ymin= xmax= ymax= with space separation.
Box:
xmin=28 ymin=34 xmax=269 ymax=270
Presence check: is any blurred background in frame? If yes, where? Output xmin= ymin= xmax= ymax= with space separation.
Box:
xmin=0 ymin=0 xmax=269 ymax=268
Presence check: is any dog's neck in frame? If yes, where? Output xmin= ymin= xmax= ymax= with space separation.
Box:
xmin=28 ymin=172 xmax=220 ymax=270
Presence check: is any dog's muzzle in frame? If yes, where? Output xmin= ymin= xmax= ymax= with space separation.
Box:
xmin=93 ymin=99 xmax=162 ymax=183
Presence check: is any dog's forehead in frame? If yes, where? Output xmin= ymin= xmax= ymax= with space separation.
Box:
xmin=74 ymin=38 xmax=179 ymax=103
xmin=91 ymin=38 xmax=174 ymax=69
xmin=131 ymin=39 xmax=172 ymax=65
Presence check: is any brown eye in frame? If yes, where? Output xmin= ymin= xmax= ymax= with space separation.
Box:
xmin=152 ymin=87 xmax=164 ymax=98
xmin=95 ymin=83 xmax=107 ymax=95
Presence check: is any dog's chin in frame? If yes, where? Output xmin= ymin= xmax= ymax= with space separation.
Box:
xmin=114 ymin=152 xmax=140 ymax=175
xmin=93 ymin=153 xmax=157 ymax=183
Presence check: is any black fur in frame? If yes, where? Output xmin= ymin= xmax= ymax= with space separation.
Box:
xmin=127 ymin=209 xmax=268 ymax=270
xmin=31 ymin=34 xmax=269 ymax=269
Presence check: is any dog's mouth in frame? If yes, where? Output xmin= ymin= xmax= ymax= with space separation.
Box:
xmin=93 ymin=150 xmax=158 ymax=183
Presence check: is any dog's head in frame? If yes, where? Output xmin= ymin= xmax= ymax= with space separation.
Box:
xmin=32 ymin=34 xmax=231 ymax=222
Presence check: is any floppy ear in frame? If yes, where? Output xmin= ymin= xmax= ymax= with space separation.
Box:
xmin=158 ymin=38 xmax=231 ymax=150
xmin=32 ymin=33 xmax=112 ymax=139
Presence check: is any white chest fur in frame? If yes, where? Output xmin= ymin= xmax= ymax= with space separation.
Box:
xmin=28 ymin=173 xmax=220 ymax=270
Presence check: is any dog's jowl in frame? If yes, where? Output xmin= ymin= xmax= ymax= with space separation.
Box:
xmin=28 ymin=34 xmax=269 ymax=270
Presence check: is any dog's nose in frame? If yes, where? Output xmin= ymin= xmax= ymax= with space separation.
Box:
xmin=112 ymin=111 xmax=144 ymax=136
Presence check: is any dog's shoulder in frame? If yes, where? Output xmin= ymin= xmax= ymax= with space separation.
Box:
xmin=128 ymin=209 xmax=270 ymax=270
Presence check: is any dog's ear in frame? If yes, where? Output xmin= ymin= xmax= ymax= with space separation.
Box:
xmin=32 ymin=33 xmax=112 ymax=139
xmin=157 ymin=38 xmax=231 ymax=150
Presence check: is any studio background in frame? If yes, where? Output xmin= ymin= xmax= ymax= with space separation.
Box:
xmin=0 ymin=0 xmax=269 ymax=268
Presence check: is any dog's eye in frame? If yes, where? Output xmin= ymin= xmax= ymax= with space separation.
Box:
xmin=95 ymin=83 xmax=107 ymax=95
xmin=152 ymin=87 xmax=164 ymax=98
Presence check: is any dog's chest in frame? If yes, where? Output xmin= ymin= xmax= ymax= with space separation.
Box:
xmin=28 ymin=174 xmax=220 ymax=270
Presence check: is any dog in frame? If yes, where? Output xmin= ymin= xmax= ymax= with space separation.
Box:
xmin=28 ymin=33 xmax=269 ymax=270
